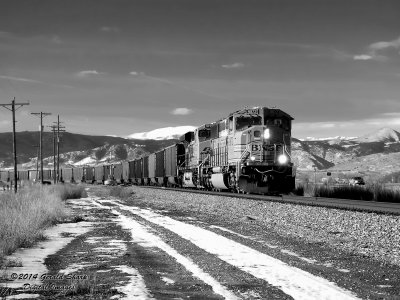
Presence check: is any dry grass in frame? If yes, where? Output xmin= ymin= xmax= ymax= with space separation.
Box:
xmin=91 ymin=185 xmax=135 ymax=200
xmin=0 ymin=184 xmax=86 ymax=265
xmin=313 ymin=185 xmax=400 ymax=203
xmin=372 ymin=186 xmax=400 ymax=203
xmin=314 ymin=185 xmax=374 ymax=201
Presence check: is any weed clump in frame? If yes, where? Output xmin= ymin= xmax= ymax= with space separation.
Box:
xmin=50 ymin=184 xmax=87 ymax=201
xmin=109 ymin=186 xmax=135 ymax=199
xmin=313 ymin=185 xmax=400 ymax=203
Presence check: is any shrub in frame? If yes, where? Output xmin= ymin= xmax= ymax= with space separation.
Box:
xmin=114 ymin=145 xmax=128 ymax=160
xmin=95 ymin=148 xmax=107 ymax=160
xmin=109 ymin=186 xmax=134 ymax=199
xmin=49 ymin=184 xmax=88 ymax=201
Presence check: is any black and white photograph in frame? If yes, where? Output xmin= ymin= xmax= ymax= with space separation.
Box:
xmin=1 ymin=0 xmax=400 ymax=299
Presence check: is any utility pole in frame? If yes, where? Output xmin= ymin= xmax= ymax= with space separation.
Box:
xmin=33 ymin=145 xmax=39 ymax=181
xmin=48 ymin=125 xmax=57 ymax=184
xmin=53 ymin=115 xmax=65 ymax=183
xmin=31 ymin=112 xmax=51 ymax=184
xmin=0 ymin=97 xmax=29 ymax=193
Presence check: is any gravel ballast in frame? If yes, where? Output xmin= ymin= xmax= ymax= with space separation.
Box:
xmin=127 ymin=186 xmax=400 ymax=267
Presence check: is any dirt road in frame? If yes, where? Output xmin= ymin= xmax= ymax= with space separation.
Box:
xmin=1 ymin=186 xmax=399 ymax=299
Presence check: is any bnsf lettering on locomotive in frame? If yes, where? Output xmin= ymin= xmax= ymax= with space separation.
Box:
xmin=263 ymin=145 xmax=275 ymax=151
xmin=251 ymin=144 xmax=262 ymax=151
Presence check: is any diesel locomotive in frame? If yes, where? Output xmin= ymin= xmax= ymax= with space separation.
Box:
xmin=0 ymin=107 xmax=295 ymax=194
xmin=180 ymin=107 xmax=295 ymax=194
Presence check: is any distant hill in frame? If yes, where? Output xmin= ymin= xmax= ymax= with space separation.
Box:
xmin=1 ymin=127 xmax=400 ymax=182
xmin=293 ymin=127 xmax=400 ymax=182
xmin=0 ymin=131 xmax=177 ymax=167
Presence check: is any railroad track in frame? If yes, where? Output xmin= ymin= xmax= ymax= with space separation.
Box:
xmin=138 ymin=185 xmax=400 ymax=215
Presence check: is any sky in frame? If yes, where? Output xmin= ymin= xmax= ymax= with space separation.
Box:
xmin=0 ymin=0 xmax=400 ymax=139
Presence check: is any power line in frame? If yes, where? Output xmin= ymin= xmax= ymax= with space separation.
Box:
xmin=0 ymin=97 xmax=29 ymax=192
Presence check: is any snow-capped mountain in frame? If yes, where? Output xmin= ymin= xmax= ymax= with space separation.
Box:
xmin=354 ymin=127 xmax=400 ymax=143
xmin=2 ymin=126 xmax=400 ymax=181
xmin=300 ymin=136 xmax=357 ymax=142
xmin=127 ymin=126 xmax=196 ymax=140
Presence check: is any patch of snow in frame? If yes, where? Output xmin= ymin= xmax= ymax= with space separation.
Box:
xmin=59 ymin=262 xmax=96 ymax=274
xmin=113 ymin=265 xmax=153 ymax=300
xmin=161 ymin=276 xmax=175 ymax=285
xmin=85 ymin=236 xmax=104 ymax=244
xmin=238 ymin=290 xmax=263 ymax=299
xmin=3 ymin=294 xmax=41 ymax=299
xmin=111 ymin=200 xmax=360 ymax=300
xmin=259 ymin=241 xmax=279 ymax=249
xmin=280 ymin=250 xmax=318 ymax=264
xmin=300 ymin=136 xmax=357 ymax=141
xmin=0 ymin=222 xmax=93 ymax=289
xmin=210 ymin=226 xmax=316 ymax=264
xmin=91 ymin=200 xmax=239 ymax=300
xmin=92 ymin=240 xmax=127 ymax=256
xmin=337 ymin=269 xmax=350 ymax=273
xmin=209 ymin=225 xmax=249 ymax=239
xmin=74 ymin=156 xmax=96 ymax=166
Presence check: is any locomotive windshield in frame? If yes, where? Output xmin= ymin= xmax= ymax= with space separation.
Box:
xmin=235 ymin=115 xmax=262 ymax=131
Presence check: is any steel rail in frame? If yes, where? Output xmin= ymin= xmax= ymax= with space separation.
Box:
xmin=137 ymin=186 xmax=400 ymax=215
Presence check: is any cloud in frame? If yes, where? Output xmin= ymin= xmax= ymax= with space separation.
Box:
xmin=170 ymin=108 xmax=193 ymax=115
xmin=51 ymin=35 xmax=63 ymax=44
xmin=294 ymin=114 xmax=400 ymax=139
xmin=221 ymin=62 xmax=245 ymax=69
xmin=100 ymin=26 xmax=120 ymax=33
xmin=76 ymin=70 xmax=104 ymax=77
xmin=129 ymin=71 xmax=145 ymax=76
xmin=354 ymin=35 xmax=400 ymax=62
xmin=0 ymin=31 xmax=12 ymax=38
xmin=353 ymin=54 xmax=373 ymax=61
xmin=369 ymin=37 xmax=400 ymax=51
xmin=0 ymin=75 xmax=43 ymax=84
xmin=0 ymin=120 xmax=11 ymax=126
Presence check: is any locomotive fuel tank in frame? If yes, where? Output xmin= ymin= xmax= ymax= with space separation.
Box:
xmin=209 ymin=173 xmax=230 ymax=190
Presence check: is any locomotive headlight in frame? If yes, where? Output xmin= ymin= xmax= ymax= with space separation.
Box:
xmin=263 ymin=129 xmax=270 ymax=139
xmin=278 ymin=154 xmax=288 ymax=164
xmin=250 ymin=156 xmax=256 ymax=161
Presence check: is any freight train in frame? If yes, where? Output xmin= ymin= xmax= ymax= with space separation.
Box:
xmin=0 ymin=107 xmax=295 ymax=194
